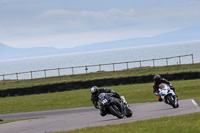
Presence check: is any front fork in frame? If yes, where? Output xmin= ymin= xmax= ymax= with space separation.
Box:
xmin=120 ymin=96 xmax=127 ymax=104
xmin=170 ymin=90 xmax=177 ymax=100
xmin=171 ymin=92 xmax=178 ymax=105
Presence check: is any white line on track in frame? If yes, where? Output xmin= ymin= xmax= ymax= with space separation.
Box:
xmin=191 ymin=99 xmax=199 ymax=107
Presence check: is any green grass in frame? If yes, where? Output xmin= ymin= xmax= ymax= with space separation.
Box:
xmin=194 ymin=97 xmax=200 ymax=105
xmin=57 ymin=112 xmax=200 ymax=133
xmin=0 ymin=79 xmax=199 ymax=114
xmin=1 ymin=63 xmax=200 ymax=90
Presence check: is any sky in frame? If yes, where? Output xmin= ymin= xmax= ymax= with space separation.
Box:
xmin=0 ymin=0 xmax=200 ymax=48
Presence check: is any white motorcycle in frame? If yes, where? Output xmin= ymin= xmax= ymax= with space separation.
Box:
xmin=158 ymin=83 xmax=179 ymax=108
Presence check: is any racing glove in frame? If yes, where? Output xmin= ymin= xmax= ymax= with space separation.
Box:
xmin=154 ymin=92 xmax=159 ymax=96
xmin=94 ymin=105 xmax=100 ymax=109
xmin=170 ymin=86 xmax=175 ymax=91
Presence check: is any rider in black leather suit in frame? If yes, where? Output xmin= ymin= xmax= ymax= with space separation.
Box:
xmin=90 ymin=86 xmax=120 ymax=116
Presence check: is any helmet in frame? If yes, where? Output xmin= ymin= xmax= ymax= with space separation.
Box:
xmin=91 ymin=86 xmax=98 ymax=94
xmin=154 ymin=74 xmax=161 ymax=82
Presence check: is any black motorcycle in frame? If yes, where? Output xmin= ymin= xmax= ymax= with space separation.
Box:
xmin=98 ymin=92 xmax=133 ymax=119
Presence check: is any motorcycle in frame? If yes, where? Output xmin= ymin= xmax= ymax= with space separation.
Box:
xmin=98 ymin=92 xmax=133 ymax=119
xmin=158 ymin=83 xmax=179 ymax=108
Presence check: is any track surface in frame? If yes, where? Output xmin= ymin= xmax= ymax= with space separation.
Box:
xmin=0 ymin=99 xmax=199 ymax=133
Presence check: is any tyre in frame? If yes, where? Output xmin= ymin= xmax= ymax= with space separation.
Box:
xmin=166 ymin=95 xmax=176 ymax=108
xmin=109 ymin=104 xmax=124 ymax=119
xmin=176 ymin=103 xmax=179 ymax=108
xmin=125 ymin=105 xmax=133 ymax=117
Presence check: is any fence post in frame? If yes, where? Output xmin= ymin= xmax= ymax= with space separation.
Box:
xmin=99 ymin=65 xmax=101 ymax=71
xmin=16 ymin=73 xmax=19 ymax=80
xmin=44 ymin=70 xmax=46 ymax=78
xmin=72 ymin=67 xmax=74 ymax=75
xmin=179 ymin=56 xmax=181 ymax=65
xmin=153 ymin=59 xmax=155 ymax=67
xmin=3 ymin=75 xmax=5 ymax=80
xmin=139 ymin=61 xmax=142 ymax=67
xmin=192 ymin=54 xmax=194 ymax=64
xmin=30 ymin=71 xmax=33 ymax=79
xmin=166 ymin=58 xmax=168 ymax=66
xmin=113 ymin=63 xmax=115 ymax=71
xmin=126 ymin=62 xmax=129 ymax=69
xmin=58 ymin=68 xmax=60 ymax=76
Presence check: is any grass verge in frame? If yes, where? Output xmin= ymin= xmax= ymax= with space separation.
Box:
xmin=1 ymin=63 xmax=200 ymax=90
xmin=194 ymin=97 xmax=200 ymax=105
xmin=0 ymin=79 xmax=199 ymax=114
xmin=56 ymin=112 xmax=200 ymax=133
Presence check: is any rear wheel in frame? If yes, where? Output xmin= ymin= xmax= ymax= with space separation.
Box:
xmin=109 ymin=104 xmax=124 ymax=119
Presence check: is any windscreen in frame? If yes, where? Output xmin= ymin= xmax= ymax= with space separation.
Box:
xmin=98 ymin=93 xmax=106 ymax=100
xmin=159 ymin=84 xmax=166 ymax=89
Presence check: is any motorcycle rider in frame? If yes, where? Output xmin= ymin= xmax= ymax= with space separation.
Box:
xmin=153 ymin=74 xmax=176 ymax=102
xmin=90 ymin=86 xmax=126 ymax=116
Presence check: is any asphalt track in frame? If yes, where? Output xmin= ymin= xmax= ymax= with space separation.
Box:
xmin=0 ymin=99 xmax=199 ymax=133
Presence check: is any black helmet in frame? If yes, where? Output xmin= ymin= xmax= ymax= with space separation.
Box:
xmin=91 ymin=86 xmax=98 ymax=95
xmin=154 ymin=74 xmax=161 ymax=82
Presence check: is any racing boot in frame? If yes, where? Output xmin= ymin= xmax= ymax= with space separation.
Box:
xmin=158 ymin=96 xmax=163 ymax=102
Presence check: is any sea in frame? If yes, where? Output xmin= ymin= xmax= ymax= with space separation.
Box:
xmin=0 ymin=41 xmax=200 ymax=80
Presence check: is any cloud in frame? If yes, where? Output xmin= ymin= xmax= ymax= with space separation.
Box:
xmin=36 ymin=3 xmax=200 ymax=33
xmin=41 ymin=8 xmax=135 ymax=18
xmin=40 ymin=9 xmax=75 ymax=16
xmin=38 ymin=9 xmax=137 ymax=31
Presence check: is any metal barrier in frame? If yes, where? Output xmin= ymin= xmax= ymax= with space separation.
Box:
xmin=0 ymin=54 xmax=194 ymax=80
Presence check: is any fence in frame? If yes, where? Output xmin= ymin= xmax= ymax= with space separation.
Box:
xmin=0 ymin=54 xmax=194 ymax=80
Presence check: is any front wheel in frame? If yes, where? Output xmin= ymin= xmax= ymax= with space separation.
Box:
xmin=109 ymin=104 xmax=124 ymax=119
xmin=166 ymin=95 xmax=177 ymax=108
xmin=125 ymin=105 xmax=133 ymax=117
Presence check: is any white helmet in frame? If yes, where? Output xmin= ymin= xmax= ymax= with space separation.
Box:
xmin=91 ymin=86 xmax=98 ymax=94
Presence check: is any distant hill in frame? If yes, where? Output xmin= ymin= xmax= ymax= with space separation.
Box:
xmin=67 ymin=26 xmax=200 ymax=52
xmin=1 ymin=26 xmax=200 ymax=60
xmin=0 ymin=43 xmax=60 ymax=60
